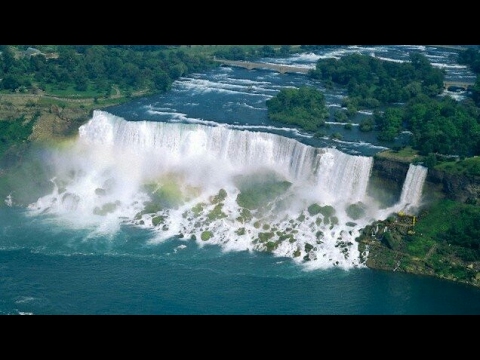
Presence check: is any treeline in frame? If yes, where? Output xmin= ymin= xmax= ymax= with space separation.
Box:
xmin=310 ymin=52 xmax=445 ymax=102
xmin=0 ymin=111 xmax=39 ymax=171
xmin=0 ymin=45 xmax=217 ymax=96
xmin=439 ymin=203 xmax=480 ymax=261
xmin=212 ymin=45 xmax=297 ymax=61
xmin=384 ymin=94 xmax=480 ymax=157
xmin=267 ymin=51 xmax=480 ymax=159
xmin=457 ymin=47 xmax=480 ymax=106
xmin=0 ymin=45 xmax=302 ymax=97
xmin=266 ymin=86 xmax=329 ymax=132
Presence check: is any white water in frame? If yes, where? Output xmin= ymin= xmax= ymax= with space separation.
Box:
xmin=25 ymin=110 xmax=428 ymax=270
xmin=398 ymin=164 xmax=428 ymax=212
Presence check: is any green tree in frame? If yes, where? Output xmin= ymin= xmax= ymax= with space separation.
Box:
xmin=376 ymin=108 xmax=403 ymax=142
xmin=1 ymin=75 xmax=21 ymax=91
xmin=266 ymin=86 xmax=329 ymax=132
xmin=153 ymin=71 xmax=171 ymax=92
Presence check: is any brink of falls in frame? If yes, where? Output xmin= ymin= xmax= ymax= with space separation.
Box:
xmin=26 ymin=110 xmax=428 ymax=270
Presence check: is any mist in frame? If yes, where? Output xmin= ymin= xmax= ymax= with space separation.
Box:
xmin=20 ymin=110 xmax=428 ymax=270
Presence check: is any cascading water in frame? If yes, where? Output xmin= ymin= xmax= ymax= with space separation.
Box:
xmin=398 ymin=164 xmax=428 ymax=213
xmin=26 ymin=110 xmax=428 ymax=270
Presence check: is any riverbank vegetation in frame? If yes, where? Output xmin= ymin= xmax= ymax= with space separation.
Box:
xmin=266 ymin=86 xmax=329 ymax=131
xmin=261 ymin=47 xmax=480 ymax=287
xmin=0 ymin=45 xmax=303 ymax=166
xmin=266 ymin=50 xmax=480 ymax=174
xmin=1 ymin=45 xmax=479 ymax=288
xmin=357 ymin=198 xmax=480 ymax=287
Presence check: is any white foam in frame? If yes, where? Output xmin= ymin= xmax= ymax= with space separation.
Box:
xmin=27 ymin=111 xmax=428 ymax=270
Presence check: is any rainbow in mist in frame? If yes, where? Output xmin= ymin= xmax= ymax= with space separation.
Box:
xmin=26 ymin=110 xmax=428 ymax=270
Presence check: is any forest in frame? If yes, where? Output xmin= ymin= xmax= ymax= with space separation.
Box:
xmin=267 ymin=51 xmax=480 ymax=162
xmin=2 ymin=44 xmax=480 ymax=177
xmin=0 ymin=45 xmax=217 ymax=96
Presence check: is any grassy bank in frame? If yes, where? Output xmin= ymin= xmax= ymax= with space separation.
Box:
xmin=357 ymin=197 xmax=480 ymax=288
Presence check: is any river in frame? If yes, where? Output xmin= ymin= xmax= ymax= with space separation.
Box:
xmin=1 ymin=45 xmax=479 ymax=315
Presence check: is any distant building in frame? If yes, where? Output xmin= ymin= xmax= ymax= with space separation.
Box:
xmin=44 ymin=52 xmax=59 ymax=59
xmin=22 ymin=47 xmax=58 ymax=60
xmin=24 ymin=47 xmax=43 ymax=57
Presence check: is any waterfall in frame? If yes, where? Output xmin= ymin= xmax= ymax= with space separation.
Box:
xmin=78 ymin=110 xmax=373 ymax=202
xmin=27 ymin=110 xmax=382 ymax=270
xmin=398 ymin=163 xmax=428 ymax=212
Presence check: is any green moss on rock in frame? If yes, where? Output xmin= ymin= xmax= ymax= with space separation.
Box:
xmin=201 ymin=231 xmax=213 ymax=241
xmin=207 ymin=203 xmax=228 ymax=221
xmin=235 ymin=227 xmax=246 ymax=235
xmin=152 ymin=215 xmax=165 ymax=226
xmin=93 ymin=201 xmax=120 ymax=216
xmin=346 ymin=202 xmax=367 ymax=220
xmin=210 ymin=188 xmax=227 ymax=204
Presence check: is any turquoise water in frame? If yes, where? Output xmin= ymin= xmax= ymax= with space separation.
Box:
xmin=2 ymin=207 xmax=480 ymax=315
xmin=2 ymin=45 xmax=480 ymax=315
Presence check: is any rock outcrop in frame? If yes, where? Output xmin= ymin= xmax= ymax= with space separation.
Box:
xmin=372 ymin=154 xmax=480 ymax=204
xmin=372 ymin=156 xmax=410 ymax=182
xmin=426 ymin=168 xmax=480 ymax=203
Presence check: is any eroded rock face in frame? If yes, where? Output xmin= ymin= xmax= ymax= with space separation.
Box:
xmin=30 ymin=108 xmax=90 ymax=142
xmin=372 ymin=157 xmax=410 ymax=182
xmin=372 ymin=155 xmax=480 ymax=204
xmin=426 ymin=168 xmax=480 ymax=203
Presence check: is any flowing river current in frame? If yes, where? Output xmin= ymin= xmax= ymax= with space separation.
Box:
xmin=1 ymin=45 xmax=480 ymax=315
